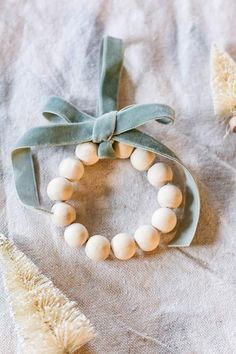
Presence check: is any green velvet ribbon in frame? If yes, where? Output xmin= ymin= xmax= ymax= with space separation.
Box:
xmin=11 ymin=36 xmax=200 ymax=247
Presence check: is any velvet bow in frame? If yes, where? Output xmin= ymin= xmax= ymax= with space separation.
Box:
xmin=42 ymin=96 xmax=175 ymax=159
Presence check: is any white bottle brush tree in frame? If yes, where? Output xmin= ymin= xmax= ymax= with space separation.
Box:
xmin=0 ymin=234 xmax=95 ymax=354
xmin=211 ymin=45 xmax=236 ymax=135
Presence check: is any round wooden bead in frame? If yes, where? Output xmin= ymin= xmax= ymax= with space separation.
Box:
xmin=51 ymin=202 xmax=76 ymax=227
xmin=85 ymin=235 xmax=110 ymax=261
xmin=147 ymin=162 xmax=173 ymax=188
xmin=111 ymin=233 xmax=136 ymax=260
xmin=59 ymin=157 xmax=84 ymax=182
xmin=64 ymin=223 xmax=89 ymax=248
xmin=157 ymin=184 xmax=183 ymax=209
xmin=151 ymin=207 xmax=177 ymax=233
xmin=134 ymin=225 xmax=160 ymax=251
xmin=229 ymin=116 xmax=236 ymax=133
xmin=75 ymin=142 xmax=99 ymax=165
xmin=113 ymin=142 xmax=134 ymax=159
xmin=130 ymin=148 xmax=155 ymax=171
xmin=47 ymin=177 xmax=74 ymax=201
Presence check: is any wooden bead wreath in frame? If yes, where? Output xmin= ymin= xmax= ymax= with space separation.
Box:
xmin=47 ymin=145 xmax=183 ymax=260
xmin=11 ymin=36 xmax=200 ymax=260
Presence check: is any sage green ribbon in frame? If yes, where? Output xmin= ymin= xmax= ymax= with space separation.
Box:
xmin=11 ymin=36 xmax=200 ymax=247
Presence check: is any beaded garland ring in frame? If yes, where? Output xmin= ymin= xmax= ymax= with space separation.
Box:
xmin=47 ymin=156 xmax=182 ymax=260
xmin=11 ymin=36 xmax=200 ymax=260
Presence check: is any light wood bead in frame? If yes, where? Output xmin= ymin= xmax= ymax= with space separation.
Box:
xmin=157 ymin=184 xmax=183 ymax=209
xmin=64 ymin=223 xmax=89 ymax=248
xmin=113 ymin=142 xmax=134 ymax=159
xmin=59 ymin=157 xmax=84 ymax=182
xmin=229 ymin=116 xmax=236 ymax=133
xmin=51 ymin=202 xmax=76 ymax=227
xmin=75 ymin=142 xmax=99 ymax=165
xmin=151 ymin=207 xmax=177 ymax=233
xmin=134 ymin=225 xmax=160 ymax=251
xmin=111 ymin=233 xmax=136 ymax=260
xmin=147 ymin=162 xmax=173 ymax=188
xmin=85 ymin=235 xmax=110 ymax=261
xmin=130 ymin=148 xmax=155 ymax=171
xmin=47 ymin=177 xmax=74 ymax=201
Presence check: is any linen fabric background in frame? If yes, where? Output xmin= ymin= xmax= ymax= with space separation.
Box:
xmin=0 ymin=1 xmax=236 ymax=353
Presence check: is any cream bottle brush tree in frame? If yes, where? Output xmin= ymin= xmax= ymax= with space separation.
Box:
xmin=211 ymin=45 xmax=236 ymax=135
xmin=0 ymin=234 xmax=95 ymax=354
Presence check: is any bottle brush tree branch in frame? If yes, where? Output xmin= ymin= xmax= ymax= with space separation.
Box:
xmin=211 ymin=45 xmax=236 ymax=117
xmin=0 ymin=234 xmax=95 ymax=354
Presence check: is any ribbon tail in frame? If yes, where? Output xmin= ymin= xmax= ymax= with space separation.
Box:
xmin=11 ymin=121 xmax=94 ymax=212
xmin=11 ymin=147 xmax=41 ymax=210
xmin=113 ymin=130 xmax=200 ymax=247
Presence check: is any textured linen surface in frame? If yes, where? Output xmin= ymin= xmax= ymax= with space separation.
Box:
xmin=0 ymin=1 xmax=236 ymax=353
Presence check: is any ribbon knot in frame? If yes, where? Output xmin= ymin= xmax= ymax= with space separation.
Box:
xmin=92 ymin=111 xmax=117 ymax=143
xmin=92 ymin=111 xmax=117 ymax=158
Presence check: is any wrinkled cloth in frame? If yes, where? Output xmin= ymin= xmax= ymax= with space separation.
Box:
xmin=0 ymin=1 xmax=236 ymax=353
